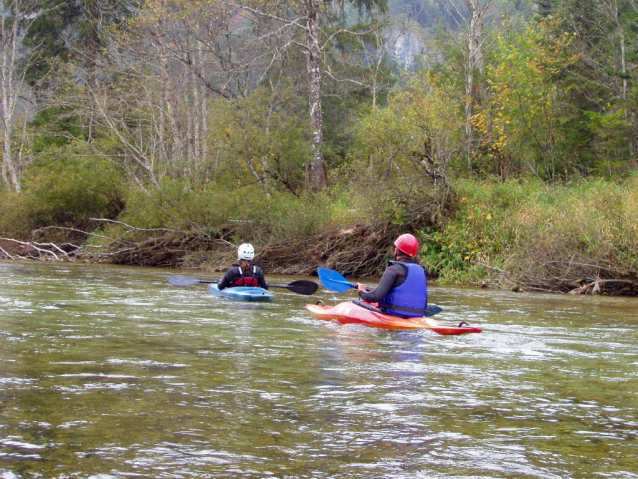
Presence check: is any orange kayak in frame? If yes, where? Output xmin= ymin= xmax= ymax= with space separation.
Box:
xmin=305 ymin=302 xmax=482 ymax=335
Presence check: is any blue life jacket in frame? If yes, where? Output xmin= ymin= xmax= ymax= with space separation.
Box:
xmin=379 ymin=262 xmax=427 ymax=318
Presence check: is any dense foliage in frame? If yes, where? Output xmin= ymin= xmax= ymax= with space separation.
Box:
xmin=1 ymin=0 xmax=637 ymax=292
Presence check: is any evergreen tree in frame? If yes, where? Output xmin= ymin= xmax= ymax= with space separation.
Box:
xmin=26 ymin=1 xmax=137 ymax=88
xmin=532 ymin=0 xmax=638 ymax=174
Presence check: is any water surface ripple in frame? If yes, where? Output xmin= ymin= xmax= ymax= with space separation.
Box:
xmin=0 ymin=261 xmax=637 ymax=478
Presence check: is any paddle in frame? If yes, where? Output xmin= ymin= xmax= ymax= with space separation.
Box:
xmin=167 ymin=275 xmax=318 ymax=295
xmin=317 ymin=267 xmax=356 ymax=292
xmin=269 ymin=281 xmax=318 ymax=295
xmin=316 ymin=267 xmax=443 ymax=317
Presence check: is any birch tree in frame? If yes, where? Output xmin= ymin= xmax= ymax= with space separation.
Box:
xmin=305 ymin=0 xmax=326 ymax=190
xmin=302 ymin=0 xmax=388 ymax=191
xmin=124 ymin=0 xmax=281 ymax=179
xmin=230 ymin=0 xmax=387 ymax=191
xmin=131 ymin=0 xmax=387 ymax=192
xmin=444 ymin=0 xmax=492 ymax=172
xmin=0 ymin=0 xmax=40 ymax=191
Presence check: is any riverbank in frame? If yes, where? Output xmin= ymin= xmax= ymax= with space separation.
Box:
xmin=425 ymin=177 xmax=638 ymax=295
xmin=1 ymin=176 xmax=637 ymax=296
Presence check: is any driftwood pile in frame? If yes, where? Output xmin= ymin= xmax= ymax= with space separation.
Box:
xmin=257 ymin=224 xmax=396 ymax=277
xmin=0 ymin=222 xmax=399 ymax=277
xmin=2 ymin=219 xmax=636 ymax=296
xmin=476 ymin=259 xmax=638 ymax=296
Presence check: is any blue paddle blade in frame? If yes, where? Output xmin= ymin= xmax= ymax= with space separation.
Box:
xmin=317 ymin=267 xmax=357 ymax=293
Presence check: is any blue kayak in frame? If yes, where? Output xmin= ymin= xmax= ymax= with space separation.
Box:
xmin=208 ymin=284 xmax=274 ymax=302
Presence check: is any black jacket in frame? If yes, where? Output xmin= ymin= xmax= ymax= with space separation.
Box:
xmin=218 ymin=264 xmax=268 ymax=290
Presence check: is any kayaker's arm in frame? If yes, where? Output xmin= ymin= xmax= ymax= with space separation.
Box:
xmin=256 ymin=267 xmax=268 ymax=290
xmin=358 ymin=265 xmax=406 ymax=303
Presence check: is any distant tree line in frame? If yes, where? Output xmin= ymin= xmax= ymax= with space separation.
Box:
xmin=0 ymin=0 xmax=636 ymax=233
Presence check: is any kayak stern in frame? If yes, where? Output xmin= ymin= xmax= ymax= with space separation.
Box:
xmin=210 ymin=284 xmax=274 ymax=302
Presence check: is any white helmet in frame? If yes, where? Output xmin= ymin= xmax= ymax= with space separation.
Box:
xmin=237 ymin=243 xmax=255 ymax=261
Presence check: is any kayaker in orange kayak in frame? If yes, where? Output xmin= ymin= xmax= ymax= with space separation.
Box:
xmin=356 ymin=233 xmax=428 ymax=318
xmin=218 ymin=243 xmax=269 ymax=290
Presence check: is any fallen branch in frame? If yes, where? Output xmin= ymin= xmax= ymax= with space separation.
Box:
xmin=568 ymin=279 xmax=637 ymax=295
xmin=473 ymin=261 xmax=510 ymax=275
xmin=89 ymin=218 xmax=178 ymax=233
xmin=34 ymin=225 xmax=136 ymax=245
xmin=0 ymin=246 xmax=17 ymax=259
xmin=0 ymin=237 xmax=71 ymax=260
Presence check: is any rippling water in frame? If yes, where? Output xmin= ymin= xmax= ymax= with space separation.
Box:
xmin=1 ymin=260 xmax=637 ymax=478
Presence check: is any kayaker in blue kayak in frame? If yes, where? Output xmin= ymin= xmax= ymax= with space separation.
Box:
xmin=356 ymin=233 xmax=427 ymax=318
xmin=218 ymin=243 xmax=269 ymax=290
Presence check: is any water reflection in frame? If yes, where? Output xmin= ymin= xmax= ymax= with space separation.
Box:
xmin=0 ymin=260 xmax=637 ymax=478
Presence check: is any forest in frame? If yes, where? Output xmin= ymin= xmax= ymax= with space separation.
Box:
xmin=0 ymin=0 xmax=637 ymax=295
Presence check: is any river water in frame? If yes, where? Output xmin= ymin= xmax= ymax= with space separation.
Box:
xmin=0 ymin=260 xmax=637 ymax=478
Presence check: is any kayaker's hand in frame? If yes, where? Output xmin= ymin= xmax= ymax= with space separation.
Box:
xmin=356 ymin=283 xmax=367 ymax=292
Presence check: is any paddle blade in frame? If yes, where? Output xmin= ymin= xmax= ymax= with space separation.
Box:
xmin=317 ymin=267 xmax=356 ymax=293
xmin=423 ymin=304 xmax=443 ymax=317
xmin=267 ymin=280 xmax=318 ymax=295
xmin=287 ymin=280 xmax=319 ymax=295
xmin=167 ymin=276 xmax=216 ymax=286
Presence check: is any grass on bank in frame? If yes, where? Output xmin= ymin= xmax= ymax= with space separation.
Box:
xmin=421 ymin=176 xmax=638 ymax=291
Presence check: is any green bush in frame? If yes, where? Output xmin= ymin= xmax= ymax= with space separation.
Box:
xmin=419 ymin=178 xmax=535 ymax=283
xmin=87 ymin=179 xmax=243 ymax=246
xmin=246 ymin=192 xmax=333 ymax=243
xmin=0 ymin=156 xmax=126 ymax=240
xmin=93 ymin=178 xmax=334 ymax=247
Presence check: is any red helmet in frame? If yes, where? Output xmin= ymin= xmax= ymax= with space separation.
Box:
xmin=394 ymin=233 xmax=418 ymax=256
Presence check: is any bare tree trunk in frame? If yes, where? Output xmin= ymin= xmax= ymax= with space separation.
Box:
xmin=3 ymin=126 xmax=20 ymax=190
xmin=186 ymin=93 xmax=194 ymax=170
xmin=191 ymin=73 xmax=200 ymax=166
xmin=306 ymin=0 xmax=326 ymax=192
xmin=191 ymin=45 xmax=209 ymax=168
xmin=617 ymin=17 xmax=635 ymax=157
xmin=619 ymin=36 xmax=635 ymax=157
xmin=155 ymin=23 xmax=183 ymax=167
xmin=600 ymin=0 xmax=636 ymax=158
xmin=201 ymin=88 xmax=209 ymax=162
xmin=1 ymin=139 xmax=6 ymax=186
xmin=0 ymin=0 xmax=37 ymax=192
xmin=463 ymin=0 xmax=490 ymax=172
xmin=464 ymin=68 xmax=474 ymax=172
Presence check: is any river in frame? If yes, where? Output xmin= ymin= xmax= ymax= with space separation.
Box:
xmin=1 ymin=260 xmax=637 ymax=478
